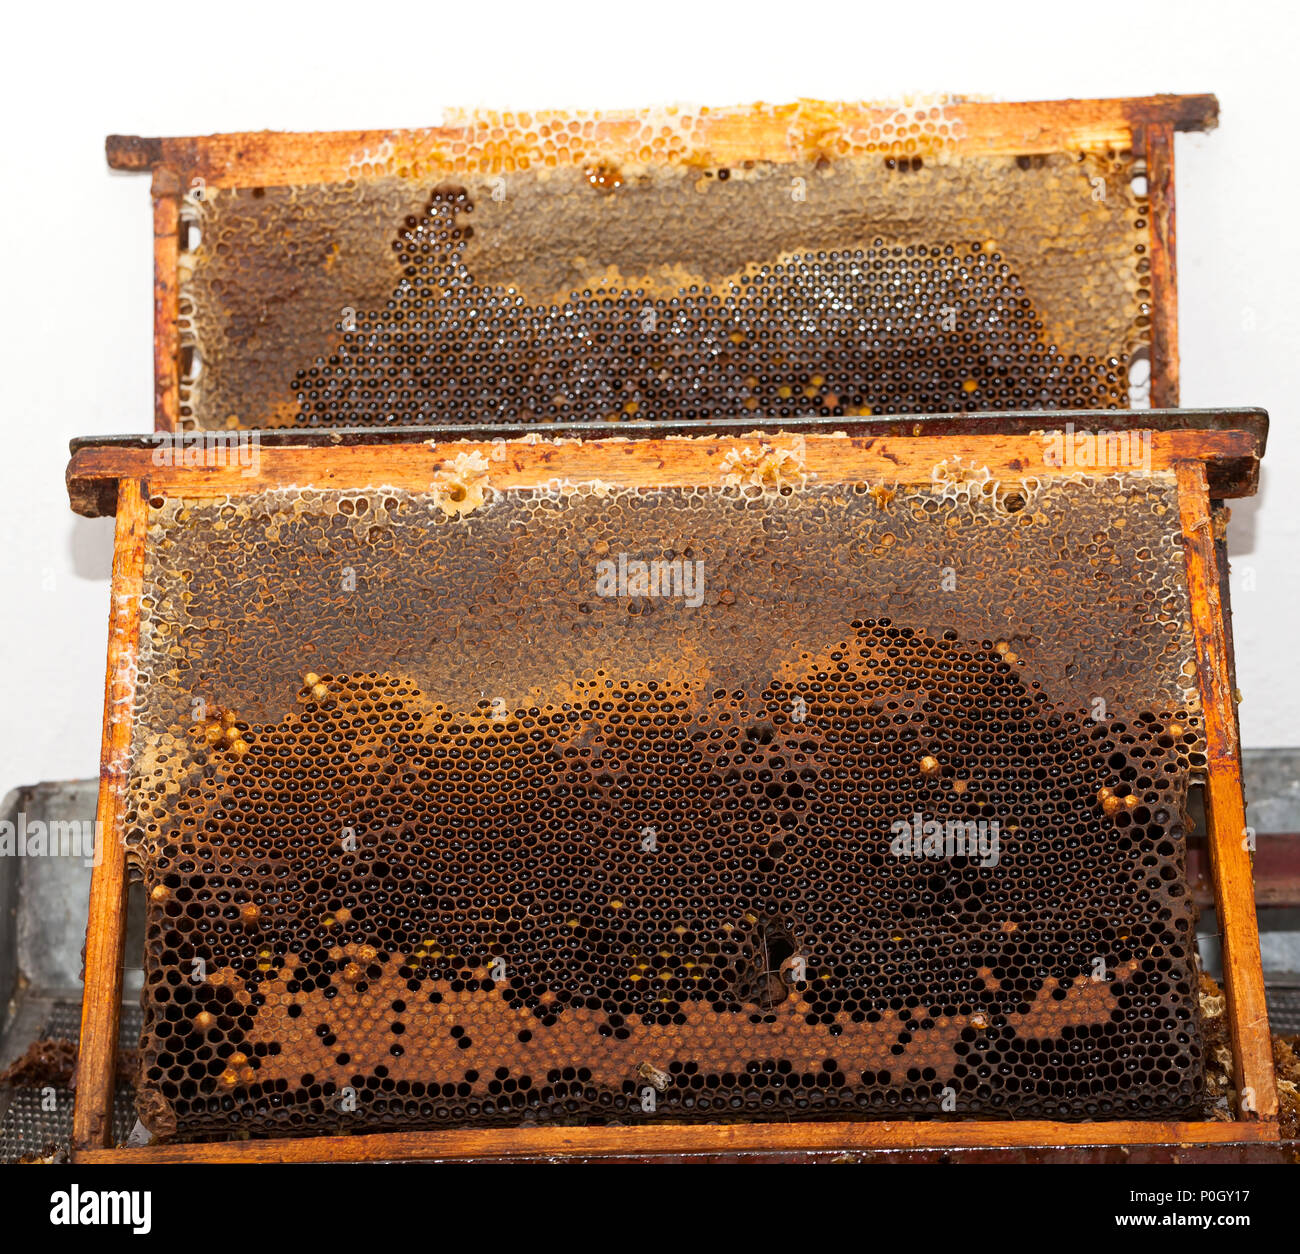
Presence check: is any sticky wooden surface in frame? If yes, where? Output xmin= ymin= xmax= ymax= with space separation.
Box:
xmin=1146 ymin=123 xmax=1180 ymax=408
xmin=71 ymin=1117 xmax=1279 ymax=1163
xmin=1177 ymin=461 xmax=1277 ymax=1119
xmin=72 ymin=478 xmax=148 ymax=1150
xmin=106 ymin=96 xmax=1219 ymax=188
xmin=66 ymin=427 xmax=1262 ymax=517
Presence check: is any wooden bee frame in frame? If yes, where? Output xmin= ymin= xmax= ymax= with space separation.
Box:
xmin=107 ymin=95 xmax=1215 ymax=434
xmin=65 ymin=409 xmax=1283 ymax=1163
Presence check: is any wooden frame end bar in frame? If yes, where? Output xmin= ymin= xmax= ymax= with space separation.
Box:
xmin=1176 ymin=460 xmax=1277 ymax=1119
xmin=72 ymin=478 xmax=148 ymax=1151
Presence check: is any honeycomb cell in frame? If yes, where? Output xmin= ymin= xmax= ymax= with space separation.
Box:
xmin=290 ymin=197 xmax=1128 ymax=427
xmin=125 ymin=474 xmax=1205 ymax=1137
xmin=176 ymin=115 xmax=1149 ymax=429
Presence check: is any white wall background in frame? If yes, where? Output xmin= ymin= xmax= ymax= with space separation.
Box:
xmin=2 ymin=0 xmax=1297 ymax=790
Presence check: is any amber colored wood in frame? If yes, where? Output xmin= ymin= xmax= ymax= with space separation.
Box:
xmin=70 ymin=1118 xmax=1278 ymax=1163
xmin=1176 ymin=462 xmax=1277 ymax=1120
xmin=1146 ymin=123 xmax=1180 ymax=408
xmin=65 ymin=427 xmax=1262 ymax=518
xmin=105 ymin=96 xmax=1218 ymax=189
xmin=72 ymin=479 xmax=149 ymax=1150
xmin=151 ymin=169 xmax=181 ymax=434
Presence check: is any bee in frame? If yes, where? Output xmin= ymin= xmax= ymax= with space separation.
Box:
xmin=636 ymin=1061 xmax=671 ymax=1092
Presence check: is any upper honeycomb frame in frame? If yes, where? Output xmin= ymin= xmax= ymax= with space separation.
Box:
xmin=107 ymin=95 xmax=1217 ymax=433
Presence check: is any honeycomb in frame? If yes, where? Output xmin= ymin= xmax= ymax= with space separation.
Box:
xmin=177 ymin=103 xmax=1150 ymax=429
xmin=123 ymin=466 xmax=1206 ymax=1138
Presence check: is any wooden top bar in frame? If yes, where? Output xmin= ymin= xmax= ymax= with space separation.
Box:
xmin=66 ymin=410 xmax=1267 ymax=518
xmin=106 ymin=95 xmax=1219 ymax=189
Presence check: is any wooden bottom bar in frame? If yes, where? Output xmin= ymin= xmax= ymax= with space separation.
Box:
xmin=71 ymin=1119 xmax=1282 ymax=1164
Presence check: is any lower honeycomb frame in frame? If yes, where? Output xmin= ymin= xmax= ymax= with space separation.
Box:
xmin=65 ymin=409 xmax=1282 ymax=1162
